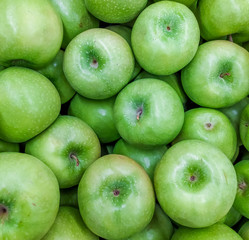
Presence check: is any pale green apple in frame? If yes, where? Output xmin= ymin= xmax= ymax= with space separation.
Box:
xmin=38 ymin=50 xmax=75 ymax=104
xmin=78 ymin=154 xmax=155 ymax=240
xmin=182 ymin=40 xmax=249 ymax=108
xmin=26 ymin=115 xmax=101 ymax=188
xmin=131 ymin=1 xmax=200 ymax=75
xmin=42 ymin=206 xmax=99 ymax=240
xmin=0 ymin=0 xmax=63 ymax=68
xmin=84 ymin=0 xmax=148 ymax=23
xmin=0 ymin=152 xmax=60 ymax=240
xmin=50 ymin=0 xmax=99 ymax=49
xmin=63 ymin=28 xmax=134 ymax=99
xmin=154 ymin=140 xmax=237 ymax=228
xmin=240 ymin=104 xmax=249 ymax=150
xmin=0 ymin=67 xmax=61 ymax=143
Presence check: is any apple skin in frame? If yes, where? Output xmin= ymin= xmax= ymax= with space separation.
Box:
xmin=60 ymin=186 xmax=78 ymax=208
xmin=113 ymin=78 xmax=184 ymax=147
xmin=240 ymin=104 xmax=249 ymax=151
xmin=153 ymin=0 xmax=196 ymax=7
xmin=0 ymin=0 xmax=63 ymax=68
xmin=0 ymin=139 xmax=19 ymax=152
xmin=68 ymin=94 xmax=120 ymax=143
xmin=113 ymin=139 xmax=167 ymax=180
xmin=181 ymin=40 xmax=249 ymax=108
xmin=78 ymin=154 xmax=155 ymax=240
xmin=84 ymin=0 xmax=147 ymax=23
xmin=239 ymin=220 xmax=249 ymax=240
xmin=63 ymin=28 xmax=135 ymax=100
xmin=50 ymin=0 xmax=99 ymax=49
xmin=124 ymin=204 xmax=174 ymax=240
xmin=173 ymin=108 xmax=237 ymax=160
xmin=154 ymin=140 xmax=237 ymax=228
xmin=131 ymin=1 xmax=200 ymax=75
xmin=38 ymin=50 xmax=75 ymax=104
xmin=198 ymin=0 xmax=249 ymax=43
xmin=42 ymin=206 xmax=99 ymax=240
xmin=25 ymin=115 xmax=101 ymax=189
xmin=0 ymin=67 xmax=61 ymax=143
xmin=0 ymin=152 xmax=60 ymax=240
xmin=171 ymin=223 xmax=243 ymax=240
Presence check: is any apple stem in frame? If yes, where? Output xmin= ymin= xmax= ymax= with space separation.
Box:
xmin=69 ymin=153 xmax=79 ymax=167
xmin=228 ymin=34 xmax=233 ymax=42
xmin=136 ymin=107 xmax=143 ymax=121
xmin=239 ymin=181 xmax=247 ymax=191
xmin=219 ymin=72 xmax=231 ymax=78
xmin=0 ymin=204 xmax=8 ymax=223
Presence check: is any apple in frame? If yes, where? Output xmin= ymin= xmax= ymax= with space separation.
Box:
xmin=153 ymin=0 xmax=196 ymax=7
xmin=181 ymin=40 xmax=249 ymax=108
xmin=0 ymin=67 xmax=61 ymax=143
xmin=240 ymin=103 xmax=249 ymax=150
xmin=0 ymin=152 xmax=60 ymax=239
xmin=68 ymin=94 xmax=120 ymax=143
xmin=241 ymin=148 xmax=249 ymax=160
xmin=171 ymin=223 xmax=242 ymax=240
xmin=113 ymin=139 xmax=167 ymax=180
xmin=173 ymin=108 xmax=237 ymax=160
xmin=239 ymin=220 xmax=249 ymax=240
xmin=113 ymin=78 xmax=184 ymax=147
xmin=60 ymin=186 xmax=78 ymax=208
xmin=25 ymin=115 xmax=101 ymax=188
xmin=42 ymin=206 xmax=99 ymax=240
xmin=0 ymin=139 xmax=19 ymax=152
xmin=221 ymin=206 xmax=242 ymax=228
xmin=63 ymin=28 xmax=135 ymax=99
xmin=78 ymin=154 xmax=155 ymax=239
xmin=84 ymin=0 xmax=148 ymax=23
xmin=131 ymin=1 xmax=200 ymax=75
xmin=197 ymin=0 xmax=249 ymax=43
xmin=154 ymin=140 xmax=237 ymax=228
xmin=0 ymin=0 xmax=63 ymax=68
xmin=50 ymin=0 xmax=99 ymax=49
xmin=38 ymin=50 xmax=75 ymax=104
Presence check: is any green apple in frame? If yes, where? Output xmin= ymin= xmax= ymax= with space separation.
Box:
xmin=0 ymin=152 xmax=60 ymax=239
xmin=0 ymin=139 xmax=19 ymax=152
xmin=135 ymin=71 xmax=187 ymax=106
xmin=231 ymin=145 xmax=240 ymax=164
xmin=198 ymin=0 xmax=249 ymax=43
xmin=63 ymin=28 xmax=135 ymax=99
xmin=43 ymin=206 xmax=98 ymax=240
xmin=124 ymin=204 xmax=174 ymax=240
xmin=221 ymin=206 xmax=242 ymax=228
xmin=239 ymin=220 xmax=249 ymax=239
xmin=240 ymin=104 xmax=249 ymax=150
xmin=60 ymin=186 xmax=78 ymax=208
xmin=173 ymin=108 xmax=237 ymax=160
xmin=106 ymin=25 xmax=141 ymax=80
xmin=38 ymin=50 xmax=75 ymax=104
xmin=26 ymin=115 xmax=101 ymax=188
xmin=131 ymin=1 xmax=200 ymax=75
xmin=84 ymin=0 xmax=147 ymax=23
xmin=78 ymin=154 xmax=155 ymax=240
xmin=50 ymin=0 xmax=99 ymax=49
xmin=0 ymin=0 xmax=63 ymax=68
xmin=154 ymin=140 xmax=237 ymax=228
xmin=113 ymin=79 xmax=184 ymax=147
xmin=182 ymin=40 xmax=249 ymax=108
xmin=113 ymin=139 xmax=167 ymax=180
xmin=68 ymin=94 xmax=120 ymax=143
xmin=0 ymin=67 xmax=61 ymax=143
xmin=153 ymin=0 xmax=196 ymax=7
xmin=171 ymin=223 xmax=242 ymax=240
xmin=233 ymin=160 xmax=249 ymax=218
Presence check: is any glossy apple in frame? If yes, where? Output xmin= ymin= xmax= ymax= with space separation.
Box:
xmin=131 ymin=1 xmax=200 ymax=75
xmin=0 ymin=0 xmax=63 ymax=68
xmin=182 ymin=40 xmax=249 ymax=108
xmin=0 ymin=67 xmax=61 ymax=143
xmin=0 ymin=152 xmax=60 ymax=239
xmin=114 ymin=79 xmax=184 ymax=147
xmin=43 ymin=206 xmax=99 ymax=240
xmin=154 ymin=140 xmax=237 ymax=228
xmin=173 ymin=108 xmax=237 ymax=160
xmin=26 ymin=115 xmax=101 ymax=188
xmin=78 ymin=154 xmax=155 ymax=239
xmin=63 ymin=28 xmax=134 ymax=99
xmin=50 ymin=0 xmax=99 ymax=49
xmin=68 ymin=94 xmax=120 ymax=143
xmin=240 ymin=104 xmax=249 ymax=150
xmin=84 ymin=0 xmax=147 ymax=23
xmin=113 ymin=139 xmax=167 ymax=180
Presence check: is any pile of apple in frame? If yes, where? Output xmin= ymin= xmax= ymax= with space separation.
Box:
xmin=1 ymin=0 xmax=249 ymax=239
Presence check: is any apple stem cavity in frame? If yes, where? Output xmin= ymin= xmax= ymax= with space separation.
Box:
xmin=69 ymin=153 xmax=79 ymax=167
xmin=90 ymin=58 xmax=98 ymax=69
xmin=219 ymin=72 xmax=231 ymax=78
xmin=113 ymin=189 xmax=120 ymax=197
xmin=136 ymin=106 xmax=143 ymax=121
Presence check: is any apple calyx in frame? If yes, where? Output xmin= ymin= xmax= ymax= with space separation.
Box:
xmin=113 ymin=189 xmax=120 ymax=197
xmin=136 ymin=106 xmax=143 ymax=121
xmin=189 ymin=175 xmax=197 ymax=182
xmin=239 ymin=181 xmax=247 ymax=191
xmin=90 ymin=58 xmax=98 ymax=69
xmin=0 ymin=204 xmax=8 ymax=223
xmin=204 ymin=122 xmax=213 ymax=130
xmin=69 ymin=153 xmax=80 ymax=167
xmin=219 ymin=72 xmax=231 ymax=78
xmin=166 ymin=26 xmax=171 ymax=31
